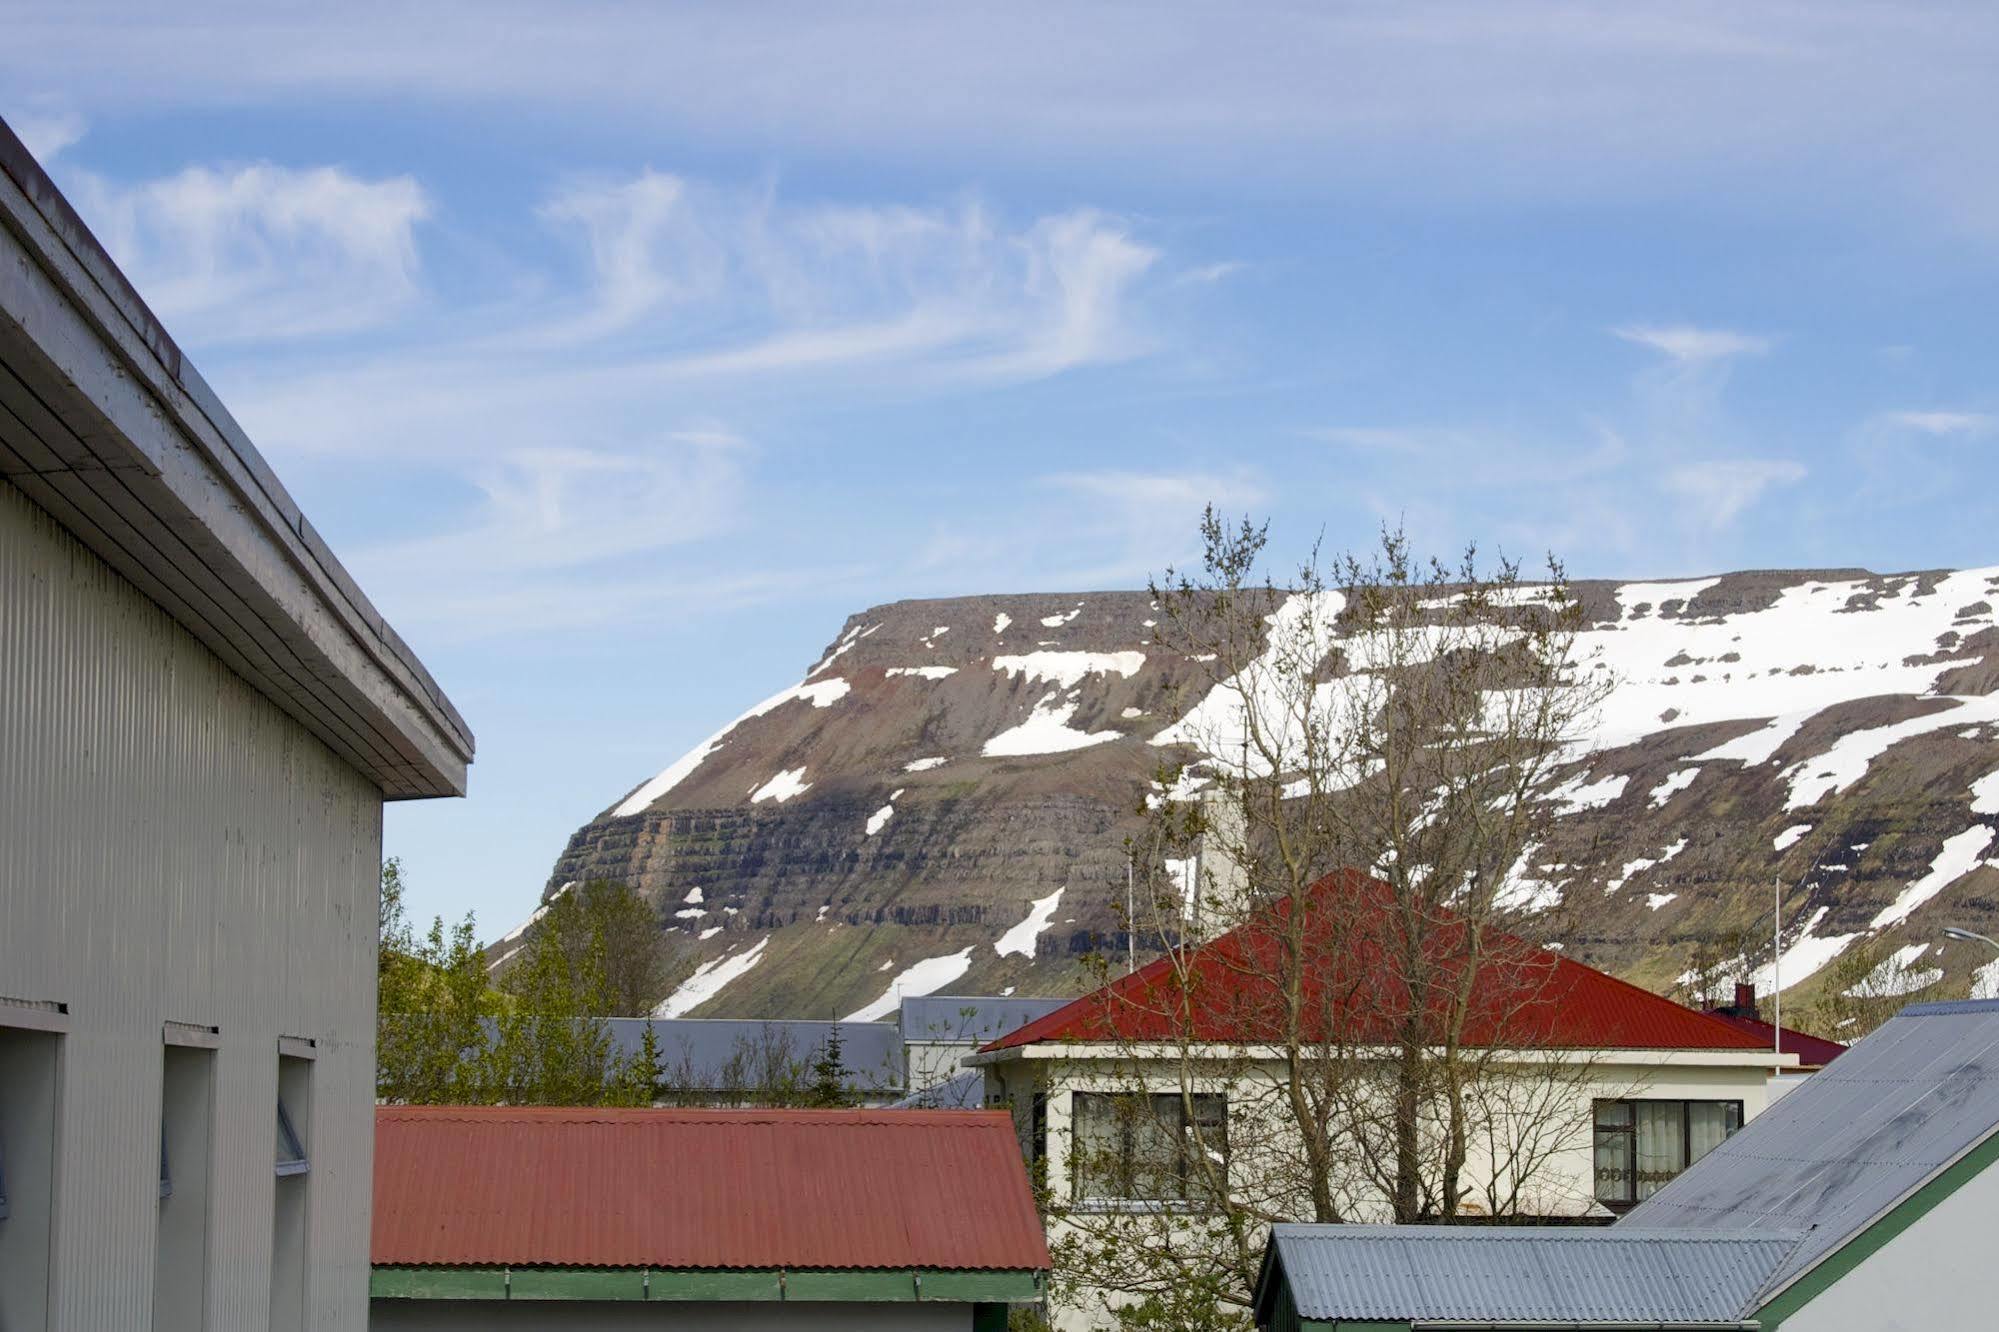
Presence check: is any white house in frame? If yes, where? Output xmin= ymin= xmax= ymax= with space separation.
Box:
xmin=966 ymin=871 xmax=1791 ymax=1328
xmin=0 ymin=117 xmax=472 ymax=1330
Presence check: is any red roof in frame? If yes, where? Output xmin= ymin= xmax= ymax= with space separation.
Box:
xmin=984 ymin=870 xmax=1770 ymax=1055
xmin=372 ymin=1105 xmax=1050 ymax=1272
xmin=1704 ymin=1011 xmax=1847 ymax=1067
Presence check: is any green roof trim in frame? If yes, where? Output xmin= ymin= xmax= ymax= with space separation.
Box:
xmin=371 ymin=1265 xmax=1042 ymax=1305
xmin=1757 ymin=1123 xmax=1999 ymax=1328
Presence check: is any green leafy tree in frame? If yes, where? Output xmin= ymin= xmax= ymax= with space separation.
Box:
xmin=484 ymin=915 xmax=621 ymax=1103
xmin=377 ymin=858 xmax=493 ymax=1103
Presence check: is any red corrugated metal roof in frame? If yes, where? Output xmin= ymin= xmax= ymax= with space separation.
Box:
xmin=372 ymin=1106 xmax=1051 ymax=1272
xmin=1703 ymin=1011 xmax=1847 ymax=1067
xmin=985 ymin=870 xmax=1771 ymax=1055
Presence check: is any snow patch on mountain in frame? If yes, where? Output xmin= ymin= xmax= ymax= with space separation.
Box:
xmin=1773 ymin=824 xmax=1813 ymax=852
xmin=984 ymin=695 xmax=1123 ymax=757
xmin=995 ymin=887 xmax=1064 ymax=958
xmin=655 ymin=936 xmax=771 ymax=1017
xmin=994 ymin=650 xmax=1146 ymax=688
xmin=613 ymin=677 xmax=850 ymax=817
xmin=1648 ymin=767 xmax=1701 ymax=807
xmin=1871 ymin=825 xmax=1997 ymax=930
xmin=1748 ymin=907 xmax=1859 ymax=993
xmin=750 ymin=767 xmax=813 ymax=803
xmin=844 ymin=946 xmax=977 ymax=1021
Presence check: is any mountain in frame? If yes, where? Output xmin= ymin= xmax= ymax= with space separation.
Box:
xmin=528 ymin=568 xmax=1999 ymax=1024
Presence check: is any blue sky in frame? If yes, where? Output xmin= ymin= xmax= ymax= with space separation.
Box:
xmin=6 ymin=3 xmax=1998 ymax=933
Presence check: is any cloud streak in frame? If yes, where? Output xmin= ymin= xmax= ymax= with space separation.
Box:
xmin=1613 ymin=324 xmax=1771 ymax=364
xmin=69 ymin=162 xmax=430 ymax=343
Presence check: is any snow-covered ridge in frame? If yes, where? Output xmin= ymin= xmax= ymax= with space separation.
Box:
xmin=611 ymin=677 xmax=850 ymax=817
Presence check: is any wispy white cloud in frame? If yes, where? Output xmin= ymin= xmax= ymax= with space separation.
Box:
xmin=1171 ymin=260 xmax=1246 ymax=287
xmin=227 ymin=173 xmax=1164 ymax=465
xmin=1662 ymin=458 xmax=1806 ymax=527
xmin=1877 ymin=409 xmax=1996 ymax=439
xmin=348 ymin=432 xmax=752 ymax=638
xmin=13 ymin=4 xmax=1999 ymax=244
xmin=1613 ymin=324 xmax=1771 ymax=364
xmin=68 ymin=162 xmax=429 ymax=342
xmin=10 ymin=110 xmax=87 ymax=163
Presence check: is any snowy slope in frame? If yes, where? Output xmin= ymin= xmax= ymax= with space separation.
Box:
xmin=536 ymin=568 xmax=1999 ymax=1018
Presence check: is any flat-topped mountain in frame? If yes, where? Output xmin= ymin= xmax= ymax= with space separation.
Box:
xmin=528 ymin=569 xmax=1999 ymax=1023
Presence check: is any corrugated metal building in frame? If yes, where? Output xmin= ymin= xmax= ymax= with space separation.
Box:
xmin=897 ymin=996 xmax=1069 ymax=1098
xmin=0 ymin=116 xmax=472 ymax=1330
xmin=370 ymin=1106 xmax=1050 ymax=1330
xmin=605 ymin=1018 xmax=906 ymax=1103
xmin=1252 ymin=998 xmax=1999 ymax=1331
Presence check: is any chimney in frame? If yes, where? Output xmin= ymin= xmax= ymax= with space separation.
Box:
xmin=1733 ymin=982 xmax=1759 ymax=1020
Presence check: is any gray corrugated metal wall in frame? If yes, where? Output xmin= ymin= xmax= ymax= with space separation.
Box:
xmin=0 ymin=477 xmax=381 ymax=1330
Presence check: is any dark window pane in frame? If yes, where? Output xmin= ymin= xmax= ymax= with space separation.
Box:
xmin=1595 ymin=1100 xmax=1633 ymax=1128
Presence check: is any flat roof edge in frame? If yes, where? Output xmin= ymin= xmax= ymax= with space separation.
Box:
xmin=0 ymin=116 xmax=472 ymax=797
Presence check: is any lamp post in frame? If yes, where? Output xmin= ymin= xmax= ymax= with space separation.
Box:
xmin=1943 ymin=926 xmax=1999 ymax=951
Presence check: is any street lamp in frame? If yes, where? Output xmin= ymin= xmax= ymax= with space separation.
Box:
xmin=1943 ymin=926 xmax=1999 ymax=951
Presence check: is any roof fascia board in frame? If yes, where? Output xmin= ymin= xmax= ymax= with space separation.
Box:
xmin=1752 ymin=1121 xmax=1999 ymax=1328
xmin=0 ymin=120 xmax=471 ymax=797
xmin=983 ymin=1042 xmax=1793 ymax=1069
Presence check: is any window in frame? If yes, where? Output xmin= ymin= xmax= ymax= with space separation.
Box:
xmin=0 ymin=1023 xmax=61 ymax=1332
xmin=271 ymin=1052 xmax=312 ymax=1332
xmin=275 ymin=1101 xmax=308 ymax=1178
xmin=155 ymin=1040 xmax=216 ymax=1331
xmin=1593 ymin=1098 xmax=1741 ymax=1208
xmin=1073 ymin=1092 xmax=1228 ymax=1205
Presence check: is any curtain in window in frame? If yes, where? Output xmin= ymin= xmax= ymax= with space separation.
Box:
xmin=1634 ymin=1101 xmax=1685 ymax=1200
xmin=1593 ymin=1101 xmax=1633 ymax=1203
xmin=1687 ymin=1101 xmax=1734 ymax=1163
xmin=1072 ymin=1093 xmax=1124 ymax=1201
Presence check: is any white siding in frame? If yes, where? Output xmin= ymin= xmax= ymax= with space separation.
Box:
xmin=1776 ymin=1154 xmax=1999 ymax=1332
xmin=0 ymin=479 xmax=383 ymax=1330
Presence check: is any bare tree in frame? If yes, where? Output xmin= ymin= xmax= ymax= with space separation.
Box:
xmin=1046 ymin=516 xmax=1616 ymax=1327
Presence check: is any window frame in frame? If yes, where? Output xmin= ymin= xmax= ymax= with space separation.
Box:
xmin=1592 ymin=1097 xmax=1742 ymax=1209
xmin=1070 ymin=1090 xmax=1229 ymax=1209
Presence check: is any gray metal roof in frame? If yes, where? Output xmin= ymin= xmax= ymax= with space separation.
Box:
xmin=1263 ymin=1225 xmax=1795 ymax=1326
xmin=606 ymin=1018 xmax=904 ymax=1095
xmin=1624 ymin=998 xmax=1999 ymax=1302
xmin=890 ymin=1069 xmax=986 ymax=1109
xmin=896 ymin=995 xmax=1070 ymax=1044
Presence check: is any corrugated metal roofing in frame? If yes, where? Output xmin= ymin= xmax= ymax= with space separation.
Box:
xmin=372 ymin=1105 xmax=1050 ymax=1272
xmin=898 ymin=996 xmax=1070 ymax=1044
xmin=1624 ymin=998 xmax=1999 ymax=1302
xmin=891 ymin=1069 xmax=986 ymax=1109
xmin=1265 ymin=1225 xmax=1796 ymax=1325
xmin=987 ymin=870 xmax=1771 ymax=1054
xmin=1702 ymin=1009 xmax=1847 ymax=1067
xmin=604 ymin=1018 xmax=904 ymax=1095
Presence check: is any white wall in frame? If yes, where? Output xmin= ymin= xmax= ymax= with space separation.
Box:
xmin=0 ymin=481 xmax=384 ymax=1330
xmin=1775 ymin=1154 xmax=1999 ymax=1332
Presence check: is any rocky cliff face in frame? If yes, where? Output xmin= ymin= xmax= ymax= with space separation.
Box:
xmin=532 ymin=570 xmax=1999 ymax=1023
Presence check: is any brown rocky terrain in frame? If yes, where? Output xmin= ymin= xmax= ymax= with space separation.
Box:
xmin=523 ymin=569 xmax=1999 ymax=1026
